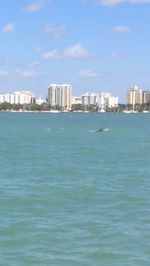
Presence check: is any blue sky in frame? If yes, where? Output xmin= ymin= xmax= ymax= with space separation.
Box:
xmin=0 ymin=0 xmax=150 ymax=102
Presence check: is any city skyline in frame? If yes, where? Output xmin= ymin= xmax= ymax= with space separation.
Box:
xmin=1 ymin=1 xmax=150 ymax=102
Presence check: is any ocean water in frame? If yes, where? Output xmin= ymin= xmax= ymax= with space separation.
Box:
xmin=0 ymin=112 xmax=150 ymax=266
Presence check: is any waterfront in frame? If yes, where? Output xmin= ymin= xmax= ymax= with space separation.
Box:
xmin=0 ymin=112 xmax=150 ymax=266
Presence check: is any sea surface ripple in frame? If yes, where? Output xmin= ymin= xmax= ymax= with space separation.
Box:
xmin=0 ymin=112 xmax=150 ymax=266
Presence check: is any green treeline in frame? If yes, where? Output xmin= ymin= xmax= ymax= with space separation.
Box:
xmin=0 ymin=102 xmax=150 ymax=112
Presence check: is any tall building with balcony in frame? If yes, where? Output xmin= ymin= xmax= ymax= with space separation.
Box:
xmin=127 ymin=85 xmax=142 ymax=105
xmin=48 ymin=84 xmax=72 ymax=110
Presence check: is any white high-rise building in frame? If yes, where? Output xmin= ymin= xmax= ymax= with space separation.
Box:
xmin=81 ymin=93 xmax=98 ymax=106
xmin=48 ymin=84 xmax=72 ymax=109
xmin=97 ymin=93 xmax=118 ymax=110
xmin=0 ymin=91 xmax=34 ymax=104
xmin=127 ymin=85 xmax=142 ymax=105
xmin=98 ymin=93 xmax=111 ymax=110
xmin=14 ymin=91 xmax=34 ymax=104
xmin=142 ymin=90 xmax=150 ymax=104
xmin=108 ymin=96 xmax=119 ymax=108
xmin=0 ymin=94 xmax=5 ymax=103
xmin=81 ymin=92 xmax=118 ymax=110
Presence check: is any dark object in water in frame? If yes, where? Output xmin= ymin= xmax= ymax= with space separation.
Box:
xmin=96 ymin=128 xmax=104 ymax=132
xmin=95 ymin=128 xmax=110 ymax=133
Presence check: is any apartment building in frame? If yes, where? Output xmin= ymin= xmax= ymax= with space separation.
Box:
xmin=48 ymin=84 xmax=72 ymax=110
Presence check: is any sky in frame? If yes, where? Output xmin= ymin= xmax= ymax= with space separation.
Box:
xmin=0 ymin=0 xmax=150 ymax=102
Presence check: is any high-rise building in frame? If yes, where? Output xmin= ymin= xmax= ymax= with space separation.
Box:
xmin=81 ymin=92 xmax=118 ymax=110
xmin=127 ymin=85 xmax=142 ymax=105
xmin=0 ymin=91 xmax=34 ymax=104
xmin=97 ymin=93 xmax=118 ymax=110
xmin=81 ymin=93 xmax=98 ymax=106
xmin=48 ymin=84 xmax=72 ymax=110
xmin=0 ymin=94 xmax=5 ymax=103
xmin=142 ymin=90 xmax=150 ymax=104
xmin=108 ymin=96 xmax=119 ymax=108
xmin=97 ymin=93 xmax=111 ymax=110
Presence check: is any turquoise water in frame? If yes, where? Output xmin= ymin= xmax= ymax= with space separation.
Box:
xmin=0 ymin=112 xmax=150 ymax=266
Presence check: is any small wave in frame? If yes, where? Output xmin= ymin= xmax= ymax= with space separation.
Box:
xmin=102 ymin=128 xmax=111 ymax=132
xmin=89 ymin=130 xmax=96 ymax=134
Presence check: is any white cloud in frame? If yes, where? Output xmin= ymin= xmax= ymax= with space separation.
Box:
xmin=79 ymin=70 xmax=99 ymax=78
xmin=96 ymin=0 xmax=123 ymax=5
xmin=42 ymin=43 xmax=90 ymax=60
xmin=0 ymin=70 xmax=10 ymax=77
xmin=2 ymin=23 xmax=15 ymax=33
xmin=64 ymin=43 xmax=90 ymax=59
xmin=96 ymin=0 xmax=150 ymax=5
xmin=131 ymin=0 xmax=150 ymax=2
xmin=110 ymin=25 xmax=131 ymax=33
xmin=34 ymin=46 xmax=44 ymax=53
xmin=16 ymin=70 xmax=36 ymax=77
xmin=29 ymin=61 xmax=39 ymax=67
xmin=22 ymin=1 xmax=47 ymax=12
xmin=42 ymin=49 xmax=63 ymax=60
xmin=0 ymin=69 xmax=37 ymax=78
xmin=81 ymin=0 xmax=88 ymax=3
xmin=44 ymin=25 xmax=66 ymax=38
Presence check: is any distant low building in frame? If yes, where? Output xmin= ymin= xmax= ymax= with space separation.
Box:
xmin=72 ymin=96 xmax=82 ymax=105
xmin=35 ymin=98 xmax=46 ymax=105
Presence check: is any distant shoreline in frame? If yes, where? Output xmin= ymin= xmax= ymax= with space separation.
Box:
xmin=0 ymin=110 xmax=149 ymax=114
